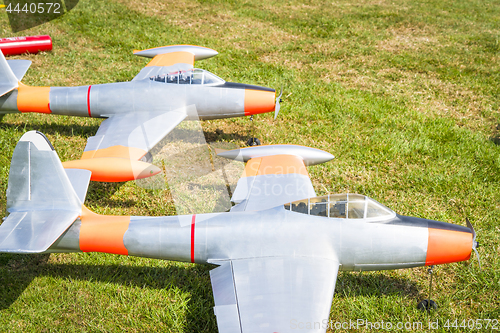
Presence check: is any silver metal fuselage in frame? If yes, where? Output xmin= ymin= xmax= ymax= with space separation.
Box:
xmin=50 ymin=206 xmax=430 ymax=272
xmin=0 ymin=81 xmax=251 ymax=120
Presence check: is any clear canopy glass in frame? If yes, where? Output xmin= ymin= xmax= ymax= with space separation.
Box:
xmin=149 ymin=69 xmax=225 ymax=86
xmin=284 ymin=193 xmax=395 ymax=220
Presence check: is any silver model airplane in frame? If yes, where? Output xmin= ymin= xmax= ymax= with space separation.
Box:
xmin=0 ymin=45 xmax=281 ymax=182
xmin=0 ymin=131 xmax=477 ymax=333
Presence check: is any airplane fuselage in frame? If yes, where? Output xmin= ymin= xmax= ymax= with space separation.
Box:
xmin=0 ymin=80 xmax=276 ymax=120
xmin=48 ymin=206 xmax=472 ymax=271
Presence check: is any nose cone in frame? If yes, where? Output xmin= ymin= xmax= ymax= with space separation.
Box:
xmin=426 ymin=226 xmax=473 ymax=265
xmin=244 ymin=89 xmax=276 ymax=116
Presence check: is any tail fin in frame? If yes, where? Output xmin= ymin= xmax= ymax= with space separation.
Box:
xmin=0 ymin=131 xmax=91 ymax=253
xmin=0 ymin=50 xmax=19 ymax=97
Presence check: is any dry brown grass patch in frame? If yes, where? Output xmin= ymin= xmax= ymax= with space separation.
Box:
xmin=376 ymin=25 xmax=439 ymax=53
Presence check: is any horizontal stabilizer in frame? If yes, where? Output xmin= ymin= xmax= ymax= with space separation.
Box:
xmin=0 ymin=210 xmax=79 ymax=253
xmin=7 ymin=59 xmax=32 ymax=81
xmin=65 ymin=169 xmax=92 ymax=203
xmin=133 ymin=45 xmax=218 ymax=60
xmin=0 ymin=131 xmax=83 ymax=253
xmin=0 ymin=50 xmax=19 ymax=97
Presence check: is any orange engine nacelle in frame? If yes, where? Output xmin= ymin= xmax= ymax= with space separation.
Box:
xmin=62 ymin=158 xmax=161 ymax=182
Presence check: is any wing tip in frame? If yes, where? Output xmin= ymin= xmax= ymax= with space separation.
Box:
xmin=133 ymin=45 xmax=218 ymax=60
xmin=214 ymin=148 xmax=228 ymax=155
xmin=217 ymin=144 xmax=334 ymax=166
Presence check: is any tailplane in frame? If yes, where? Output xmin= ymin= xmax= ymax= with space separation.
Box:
xmin=0 ymin=131 xmax=91 ymax=253
xmin=0 ymin=49 xmax=32 ymax=97
xmin=0 ymin=50 xmax=19 ymax=97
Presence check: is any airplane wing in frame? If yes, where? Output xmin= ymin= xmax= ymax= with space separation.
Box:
xmin=82 ymin=109 xmax=187 ymax=158
xmin=210 ymin=257 xmax=339 ymax=333
xmin=62 ymin=107 xmax=190 ymax=181
xmin=217 ymin=145 xmax=334 ymax=212
xmin=132 ymin=45 xmax=218 ymax=81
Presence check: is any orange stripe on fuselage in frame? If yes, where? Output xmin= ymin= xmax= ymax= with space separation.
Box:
xmin=425 ymin=228 xmax=472 ymax=265
xmin=17 ymin=82 xmax=51 ymax=113
xmin=79 ymin=206 xmax=130 ymax=255
xmin=242 ymin=155 xmax=309 ymax=178
xmin=146 ymin=52 xmax=195 ymax=67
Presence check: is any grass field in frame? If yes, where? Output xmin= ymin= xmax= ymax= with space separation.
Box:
xmin=1 ymin=0 xmax=499 ymax=332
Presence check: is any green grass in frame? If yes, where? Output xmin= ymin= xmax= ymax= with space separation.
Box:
xmin=1 ymin=0 xmax=500 ymax=331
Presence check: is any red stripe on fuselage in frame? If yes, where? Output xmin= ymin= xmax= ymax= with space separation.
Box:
xmin=190 ymin=214 xmax=196 ymax=263
xmin=87 ymin=85 xmax=92 ymax=117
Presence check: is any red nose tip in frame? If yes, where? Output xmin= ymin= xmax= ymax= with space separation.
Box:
xmin=426 ymin=228 xmax=473 ymax=265
xmin=244 ymin=89 xmax=276 ymax=116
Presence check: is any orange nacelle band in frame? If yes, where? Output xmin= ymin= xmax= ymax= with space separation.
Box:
xmin=62 ymin=157 xmax=161 ymax=182
xmin=425 ymin=228 xmax=472 ymax=265
xmin=244 ymin=89 xmax=276 ymax=116
xmin=17 ymin=82 xmax=51 ymax=113
xmin=81 ymin=145 xmax=147 ymax=160
xmin=146 ymin=51 xmax=195 ymax=67
xmin=79 ymin=206 xmax=130 ymax=255
xmin=242 ymin=155 xmax=309 ymax=178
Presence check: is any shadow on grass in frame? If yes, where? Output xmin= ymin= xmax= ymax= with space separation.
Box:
xmin=0 ymin=255 xmax=216 ymax=331
xmin=490 ymin=136 xmax=500 ymax=146
xmin=85 ymin=181 xmax=133 ymax=208
xmin=153 ymin=125 xmax=253 ymax=151
xmin=0 ymin=118 xmax=100 ymax=138
xmin=0 ymin=253 xmax=51 ymax=309
xmin=335 ymin=271 xmax=420 ymax=299
xmin=203 ymin=128 xmax=251 ymax=144
xmin=1 ymin=115 xmax=252 ymax=151
xmin=0 ymin=254 xmax=423 ymax=330
xmin=51 ymin=262 xmax=217 ymax=331
xmin=490 ymin=124 xmax=500 ymax=146
xmin=1 ymin=115 xmax=252 ymax=144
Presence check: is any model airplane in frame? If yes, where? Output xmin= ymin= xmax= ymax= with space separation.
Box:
xmin=0 ymin=131 xmax=478 ymax=333
xmin=0 ymin=45 xmax=281 ymax=182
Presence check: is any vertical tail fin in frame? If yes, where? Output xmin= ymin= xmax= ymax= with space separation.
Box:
xmin=0 ymin=50 xmax=19 ymax=97
xmin=0 ymin=131 xmax=91 ymax=253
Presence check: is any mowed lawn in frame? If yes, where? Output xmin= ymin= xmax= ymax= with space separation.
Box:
xmin=1 ymin=0 xmax=499 ymax=332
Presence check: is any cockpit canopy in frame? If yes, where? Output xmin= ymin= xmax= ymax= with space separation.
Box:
xmin=149 ymin=69 xmax=225 ymax=86
xmin=284 ymin=194 xmax=395 ymax=220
